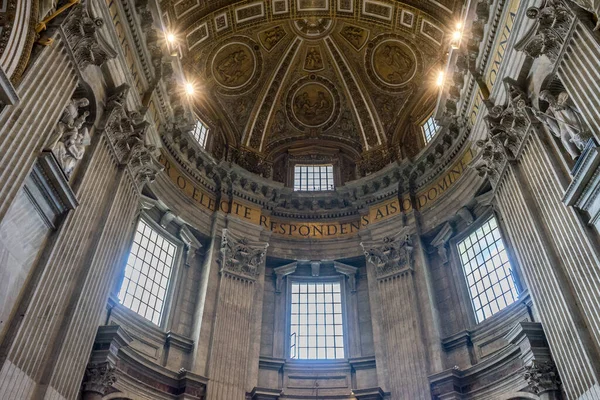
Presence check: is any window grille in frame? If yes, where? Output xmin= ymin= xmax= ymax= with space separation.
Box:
xmin=191 ymin=119 xmax=209 ymax=148
xmin=118 ymin=220 xmax=176 ymax=325
xmin=294 ymin=164 xmax=334 ymax=191
xmin=457 ymin=216 xmax=519 ymax=323
xmin=422 ymin=115 xmax=439 ymax=143
xmin=290 ymin=281 xmax=345 ymax=360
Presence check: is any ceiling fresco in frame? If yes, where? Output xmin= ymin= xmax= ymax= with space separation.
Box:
xmin=160 ymin=0 xmax=458 ymax=177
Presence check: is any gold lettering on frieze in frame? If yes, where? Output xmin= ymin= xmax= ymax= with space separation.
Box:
xmin=159 ymin=147 xmax=473 ymax=237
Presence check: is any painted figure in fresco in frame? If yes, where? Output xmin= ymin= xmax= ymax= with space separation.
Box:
xmin=305 ymin=48 xmax=322 ymax=70
xmin=341 ymin=26 xmax=364 ymax=48
xmin=535 ymin=90 xmax=591 ymax=159
xmin=294 ymin=90 xmax=331 ymax=123
xmin=216 ymin=50 xmax=248 ymax=85
xmin=381 ymin=45 xmax=413 ymax=83
xmin=263 ymin=27 xmax=285 ymax=49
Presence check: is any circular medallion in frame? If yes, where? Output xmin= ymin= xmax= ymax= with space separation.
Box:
xmin=212 ymin=42 xmax=256 ymax=89
xmin=292 ymin=83 xmax=334 ymax=127
xmin=366 ymin=35 xmax=418 ymax=91
xmin=286 ymin=76 xmax=340 ymax=131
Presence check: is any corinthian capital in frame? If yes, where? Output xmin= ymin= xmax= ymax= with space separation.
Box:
xmin=219 ymin=229 xmax=269 ymax=280
xmin=524 ymin=360 xmax=561 ymax=394
xmin=360 ymin=230 xmax=413 ymax=279
xmin=82 ymin=362 xmax=117 ymax=396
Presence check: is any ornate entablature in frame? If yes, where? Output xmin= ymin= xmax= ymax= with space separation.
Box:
xmin=219 ymin=228 xmax=269 ymax=280
xmin=361 ymin=232 xmax=414 ymax=280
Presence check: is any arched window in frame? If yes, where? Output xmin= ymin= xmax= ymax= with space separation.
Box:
xmin=456 ymin=215 xmax=519 ymax=323
xmin=118 ymin=219 xmax=177 ymax=325
xmin=191 ymin=118 xmax=209 ymax=148
xmin=421 ymin=115 xmax=439 ymax=144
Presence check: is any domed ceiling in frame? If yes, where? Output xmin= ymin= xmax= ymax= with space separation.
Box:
xmin=161 ymin=0 xmax=459 ymax=182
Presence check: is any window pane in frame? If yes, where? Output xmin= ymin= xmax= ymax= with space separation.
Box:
xmin=191 ymin=118 xmax=210 ymax=148
xmin=118 ymin=220 xmax=177 ymax=325
xmin=422 ymin=115 xmax=439 ymax=144
xmin=456 ymin=216 xmax=519 ymax=323
xmin=293 ymin=164 xmax=335 ymax=191
xmin=289 ymin=281 xmax=345 ymax=360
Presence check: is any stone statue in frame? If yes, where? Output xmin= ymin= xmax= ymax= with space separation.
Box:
xmin=47 ymin=97 xmax=91 ymax=178
xmin=569 ymin=0 xmax=600 ymax=30
xmin=535 ymin=90 xmax=590 ymax=158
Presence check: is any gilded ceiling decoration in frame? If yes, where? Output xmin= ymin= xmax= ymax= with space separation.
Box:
xmin=168 ymin=0 xmax=457 ymax=177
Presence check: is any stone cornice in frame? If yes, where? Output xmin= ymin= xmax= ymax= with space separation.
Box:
xmin=159 ymin=115 xmax=474 ymax=220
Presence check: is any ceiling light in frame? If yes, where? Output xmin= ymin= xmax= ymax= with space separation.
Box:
xmin=436 ymin=71 xmax=445 ymax=87
xmin=185 ymin=82 xmax=195 ymax=95
xmin=166 ymin=32 xmax=177 ymax=43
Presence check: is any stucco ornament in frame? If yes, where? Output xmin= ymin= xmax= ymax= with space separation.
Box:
xmin=534 ymin=90 xmax=591 ymax=159
xmin=361 ymin=234 xmax=414 ymax=278
xmin=46 ymin=97 xmax=91 ymax=179
xmin=219 ymin=229 xmax=268 ymax=280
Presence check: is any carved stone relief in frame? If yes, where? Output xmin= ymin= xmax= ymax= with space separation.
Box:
xmin=82 ymin=362 xmax=117 ymax=396
xmin=524 ymin=360 xmax=561 ymax=394
xmin=63 ymin=5 xmax=117 ymax=71
xmin=102 ymin=85 xmax=163 ymax=188
xmin=517 ymin=0 xmax=573 ymax=61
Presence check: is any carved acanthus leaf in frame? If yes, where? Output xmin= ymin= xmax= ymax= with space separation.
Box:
xmin=524 ymin=360 xmax=561 ymax=394
xmin=82 ymin=362 xmax=117 ymax=396
xmin=219 ymin=229 xmax=268 ymax=280
xmin=361 ymin=233 xmax=414 ymax=279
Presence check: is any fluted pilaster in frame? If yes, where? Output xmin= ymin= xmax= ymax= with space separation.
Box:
xmin=206 ymin=229 xmax=268 ymax=400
